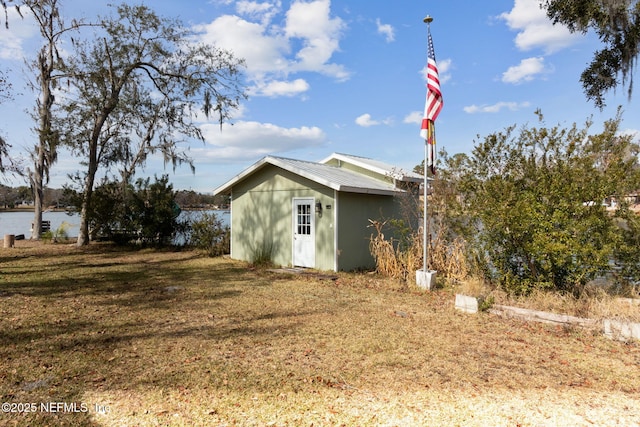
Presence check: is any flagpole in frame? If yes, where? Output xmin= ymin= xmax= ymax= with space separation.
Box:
xmin=416 ymin=14 xmax=436 ymax=290
xmin=423 ymin=122 xmax=428 ymax=275
xmin=423 ymin=15 xmax=432 ymax=276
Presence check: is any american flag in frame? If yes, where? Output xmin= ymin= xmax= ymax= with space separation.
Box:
xmin=420 ymin=29 xmax=442 ymax=174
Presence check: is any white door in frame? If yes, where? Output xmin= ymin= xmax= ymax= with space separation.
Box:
xmin=293 ymin=198 xmax=315 ymax=268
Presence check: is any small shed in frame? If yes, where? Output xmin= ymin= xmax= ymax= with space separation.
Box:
xmin=213 ymin=153 xmax=422 ymax=271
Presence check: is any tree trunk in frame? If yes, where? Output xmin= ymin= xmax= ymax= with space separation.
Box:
xmin=76 ymin=137 xmax=99 ymax=246
xmin=31 ymin=161 xmax=44 ymax=240
xmin=32 ymin=30 xmax=56 ymax=240
xmin=77 ymin=172 xmax=96 ymax=246
xmin=32 ymin=63 xmax=51 ymax=241
xmin=77 ymin=193 xmax=90 ymax=246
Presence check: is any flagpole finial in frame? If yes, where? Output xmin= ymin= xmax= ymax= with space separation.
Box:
xmin=423 ymin=15 xmax=433 ymax=24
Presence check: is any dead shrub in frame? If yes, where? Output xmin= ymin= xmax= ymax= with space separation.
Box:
xmin=429 ymin=232 xmax=468 ymax=282
xmin=368 ymin=219 xmax=408 ymax=281
xmin=369 ymin=219 xmax=469 ymax=284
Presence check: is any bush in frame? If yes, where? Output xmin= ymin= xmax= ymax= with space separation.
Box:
xmin=250 ymin=240 xmax=274 ymax=267
xmin=368 ymin=218 xmax=469 ymax=285
xmin=41 ymin=222 xmax=71 ymax=244
xmin=436 ymin=109 xmax=640 ymax=296
xmin=189 ymin=212 xmax=230 ymax=256
xmin=368 ymin=219 xmax=420 ymax=283
xmin=65 ymin=175 xmax=182 ymax=246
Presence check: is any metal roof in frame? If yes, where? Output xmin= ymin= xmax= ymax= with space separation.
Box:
xmin=320 ymin=152 xmax=423 ymax=183
xmin=213 ymin=155 xmax=405 ymax=196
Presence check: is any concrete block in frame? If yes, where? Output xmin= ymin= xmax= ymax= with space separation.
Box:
xmin=416 ymin=269 xmax=436 ymax=290
xmin=455 ymin=294 xmax=478 ymax=314
xmin=603 ymin=319 xmax=640 ymax=342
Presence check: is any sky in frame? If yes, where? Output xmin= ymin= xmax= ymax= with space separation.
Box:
xmin=0 ymin=0 xmax=639 ymax=194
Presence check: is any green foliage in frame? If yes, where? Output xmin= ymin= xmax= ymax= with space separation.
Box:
xmin=40 ymin=230 xmax=53 ymax=243
xmin=41 ymin=221 xmax=70 ymax=244
xmin=189 ymin=212 xmax=230 ymax=257
xmin=250 ymin=241 xmax=275 ymax=267
xmin=387 ymin=218 xmax=414 ymax=252
xmin=478 ymin=295 xmax=495 ymax=312
xmin=90 ymin=180 xmax=133 ymax=242
xmin=436 ymin=109 xmax=640 ymax=296
xmin=52 ymin=221 xmax=70 ymax=242
xmin=543 ymin=0 xmax=640 ymax=108
xmin=65 ymin=175 xmax=181 ymax=245
xmin=54 ymin=3 xmax=246 ymax=246
xmin=129 ymin=175 xmax=180 ymax=245
xmin=612 ymin=204 xmax=640 ymax=288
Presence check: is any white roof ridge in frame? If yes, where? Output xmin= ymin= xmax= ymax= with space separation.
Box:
xmin=320 ymin=152 xmax=422 ymax=182
xmin=213 ymin=154 xmax=405 ymax=196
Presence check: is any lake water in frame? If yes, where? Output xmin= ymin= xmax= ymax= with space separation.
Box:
xmin=0 ymin=210 xmax=229 ymax=239
xmin=0 ymin=211 xmax=80 ymax=238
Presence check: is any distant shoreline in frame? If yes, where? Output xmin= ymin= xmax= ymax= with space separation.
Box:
xmin=0 ymin=207 xmax=67 ymax=213
xmin=0 ymin=206 xmax=227 ymax=213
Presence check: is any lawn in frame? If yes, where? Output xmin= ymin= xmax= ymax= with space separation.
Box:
xmin=0 ymin=243 xmax=639 ymax=426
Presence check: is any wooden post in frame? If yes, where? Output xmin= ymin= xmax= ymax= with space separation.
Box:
xmin=4 ymin=234 xmax=15 ymax=248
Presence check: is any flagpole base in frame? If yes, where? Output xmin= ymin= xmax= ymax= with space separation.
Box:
xmin=416 ymin=269 xmax=437 ymax=290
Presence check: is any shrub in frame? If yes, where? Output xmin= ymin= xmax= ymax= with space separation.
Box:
xmin=250 ymin=240 xmax=274 ymax=267
xmin=129 ymin=175 xmax=181 ymax=245
xmin=189 ymin=212 xmax=230 ymax=256
xmin=436 ymin=110 xmax=640 ymax=296
xmin=64 ymin=175 xmax=182 ymax=246
xmin=41 ymin=222 xmax=70 ymax=244
xmin=368 ymin=218 xmax=469 ymax=285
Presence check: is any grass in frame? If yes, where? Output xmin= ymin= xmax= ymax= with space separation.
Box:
xmin=0 ymin=242 xmax=639 ymax=426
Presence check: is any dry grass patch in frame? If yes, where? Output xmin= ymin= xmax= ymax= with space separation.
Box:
xmin=0 ymin=243 xmax=639 ymax=426
xmin=457 ymin=280 xmax=640 ymax=323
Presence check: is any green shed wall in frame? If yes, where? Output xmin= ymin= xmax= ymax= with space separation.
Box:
xmin=230 ymin=165 xmax=335 ymax=271
xmin=335 ymin=191 xmax=402 ymax=271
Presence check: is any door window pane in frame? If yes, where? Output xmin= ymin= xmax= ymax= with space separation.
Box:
xmin=297 ymin=204 xmax=311 ymax=235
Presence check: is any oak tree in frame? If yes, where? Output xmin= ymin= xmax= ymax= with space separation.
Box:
xmin=543 ymin=0 xmax=640 ymax=108
xmin=58 ymin=4 xmax=246 ymax=246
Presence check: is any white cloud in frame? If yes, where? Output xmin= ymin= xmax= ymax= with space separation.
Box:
xmin=499 ymin=0 xmax=580 ymax=54
xmin=403 ymin=111 xmax=423 ymax=125
xmin=194 ymin=0 xmax=349 ymax=95
xmin=464 ymin=101 xmax=531 ymax=114
xmin=355 ymin=113 xmax=379 ymax=127
xmin=0 ymin=8 xmax=37 ymax=60
xmin=284 ymin=0 xmax=348 ymax=79
xmin=189 ymin=2 xmax=346 ymax=162
xmin=437 ymin=58 xmax=452 ymax=74
xmin=250 ymin=78 xmax=310 ymax=97
xmin=355 ymin=113 xmax=393 ymax=127
xmin=376 ymin=18 xmax=395 ymax=43
xmin=195 ymin=15 xmax=290 ymax=77
xmin=437 ymin=58 xmax=453 ymax=84
xmin=502 ymin=57 xmax=546 ymax=84
xmin=199 ymin=120 xmax=326 ymax=160
xmin=235 ymin=0 xmax=281 ymax=24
